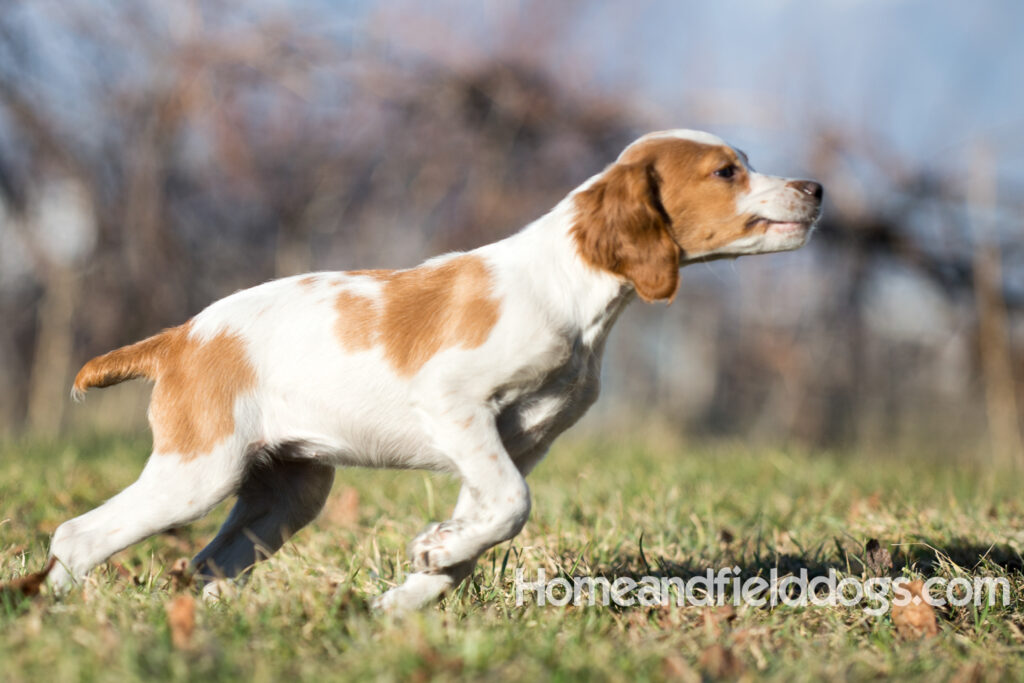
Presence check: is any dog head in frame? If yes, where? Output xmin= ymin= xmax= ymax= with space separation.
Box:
xmin=571 ymin=129 xmax=822 ymax=302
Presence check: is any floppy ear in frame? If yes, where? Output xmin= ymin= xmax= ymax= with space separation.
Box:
xmin=572 ymin=162 xmax=680 ymax=302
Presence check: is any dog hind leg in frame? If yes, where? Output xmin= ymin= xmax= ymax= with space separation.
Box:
xmin=48 ymin=444 xmax=247 ymax=593
xmin=192 ymin=453 xmax=335 ymax=583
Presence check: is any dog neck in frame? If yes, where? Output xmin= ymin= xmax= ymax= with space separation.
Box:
xmin=489 ymin=192 xmax=637 ymax=350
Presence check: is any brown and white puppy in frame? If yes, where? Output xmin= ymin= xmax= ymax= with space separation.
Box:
xmin=51 ymin=129 xmax=822 ymax=611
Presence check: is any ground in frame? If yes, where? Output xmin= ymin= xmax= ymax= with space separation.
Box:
xmin=1 ymin=434 xmax=1023 ymax=681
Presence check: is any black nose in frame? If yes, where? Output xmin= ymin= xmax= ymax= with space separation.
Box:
xmin=788 ymin=180 xmax=823 ymax=201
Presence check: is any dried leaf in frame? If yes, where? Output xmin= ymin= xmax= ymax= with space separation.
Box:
xmin=109 ymin=561 xmax=136 ymax=583
xmin=0 ymin=557 xmax=57 ymax=600
xmin=848 ymin=491 xmax=882 ymax=519
xmin=698 ymin=644 xmax=744 ymax=679
xmin=702 ymin=605 xmax=737 ymax=637
xmin=325 ymin=487 xmax=360 ymax=527
xmin=661 ymin=654 xmax=699 ymax=682
xmin=718 ymin=527 xmax=735 ymax=545
xmin=891 ymin=580 xmax=939 ymax=639
xmin=411 ymin=641 xmax=463 ymax=683
xmin=166 ymin=594 xmax=196 ymax=650
xmin=865 ymin=539 xmax=893 ymax=576
xmin=167 ymin=557 xmax=192 ymax=590
xmin=950 ymin=663 xmax=984 ymax=683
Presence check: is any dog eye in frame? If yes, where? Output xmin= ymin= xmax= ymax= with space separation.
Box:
xmin=713 ymin=165 xmax=737 ymax=179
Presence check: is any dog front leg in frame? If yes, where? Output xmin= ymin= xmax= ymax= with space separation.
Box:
xmin=373 ymin=406 xmax=531 ymax=613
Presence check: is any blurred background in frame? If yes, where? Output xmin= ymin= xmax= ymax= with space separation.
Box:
xmin=0 ymin=0 xmax=1021 ymax=462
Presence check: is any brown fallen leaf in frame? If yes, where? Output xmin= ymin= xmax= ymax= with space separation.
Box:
xmin=891 ymin=580 xmax=939 ymax=639
xmin=848 ymin=491 xmax=882 ymax=520
xmin=109 ymin=561 xmax=136 ymax=582
xmin=167 ymin=557 xmax=192 ymax=590
xmin=325 ymin=487 xmax=360 ymax=527
xmin=166 ymin=594 xmax=196 ymax=650
xmin=702 ymin=605 xmax=737 ymax=637
xmin=698 ymin=644 xmax=744 ymax=679
xmin=0 ymin=557 xmax=57 ymax=599
xmin=661 ymin=654 xmax=699 ymax=682
xmin=410 ymin=641 xmax=464 ymax=683
xmin=865 ymin=539 xmax=893 ymax=576
xmin=950 ymin=663 xmax=984 ymax=683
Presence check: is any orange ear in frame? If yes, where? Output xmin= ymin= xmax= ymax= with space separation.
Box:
xmin=572 ymin=162 xmax=680 ymax=302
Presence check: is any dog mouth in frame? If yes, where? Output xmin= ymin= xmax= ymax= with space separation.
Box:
xmin=767 ymin=221 xmax=811 ymax=235
xmin=745 ymin=217 xmax=815 ymax=233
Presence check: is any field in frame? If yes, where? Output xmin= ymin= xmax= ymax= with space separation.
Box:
xmin=1 ymin=434 xmax=1023 ymax=681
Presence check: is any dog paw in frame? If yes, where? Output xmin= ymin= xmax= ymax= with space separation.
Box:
xmin=200 ymin=579 xmax=237 ymax=603
xmin=371 ymin=587 xmax=408 ymax=614
xmin=408 ymin=520 xmax=462 ymax=572
xmin=372 ymin=572 xmax=457 ymax=614
xmin=46 ymin=560 xmax=76 ymax=597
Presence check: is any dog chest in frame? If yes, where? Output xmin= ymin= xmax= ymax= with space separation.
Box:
xmin=494 ymin=345 xmax=603 ymax=459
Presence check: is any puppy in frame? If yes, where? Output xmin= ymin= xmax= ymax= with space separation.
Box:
xmin=50 ymin=130 xmax=822 ymax=611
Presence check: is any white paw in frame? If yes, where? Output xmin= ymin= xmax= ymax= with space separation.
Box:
xmin=371 ymin=572 xmax=455 ymax=614
xmin=370 ymin=587 xmax=406 ymax=614
xmin=408 ymin=520 xmax=462 ymax=572
xmin=46 ymin=559 xmax=77 ymax=597
xmin=200 ymin=578 xmax=235 ymax=603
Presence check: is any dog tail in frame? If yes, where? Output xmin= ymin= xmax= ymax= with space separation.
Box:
xmin=71 ymin=328 xmax=179 ymax=401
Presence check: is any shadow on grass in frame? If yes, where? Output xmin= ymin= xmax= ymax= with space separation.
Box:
xmin=905 ymin=539 xmax=1024 ymax=575
xmin=549 ymin=538 xmax=1024 ymax=585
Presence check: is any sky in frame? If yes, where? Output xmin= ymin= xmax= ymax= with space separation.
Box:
xmin=626 ymin=1 xmax=1024 ymax=176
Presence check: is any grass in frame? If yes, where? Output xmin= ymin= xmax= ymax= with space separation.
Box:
xmin=1 ymin=433 xmax=1023 ymax=681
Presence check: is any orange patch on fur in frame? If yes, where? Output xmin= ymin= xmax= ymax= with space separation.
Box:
xmin=334 ymin=291 xmax=378 ymax=351
xmin=73 ymin=331 xmax=178 ymax=396
xmin=332 ymin=255 xmax=501 ymax=376
xmin=148 ymin=323 xmax=257 ymax=460
xmin=298 ymin=275 xmax=318 ymax=289
xmin=74 ymin=322 xmax=257 ymax=460
xmin=571 ymin=162 xmax=680 ymax=302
